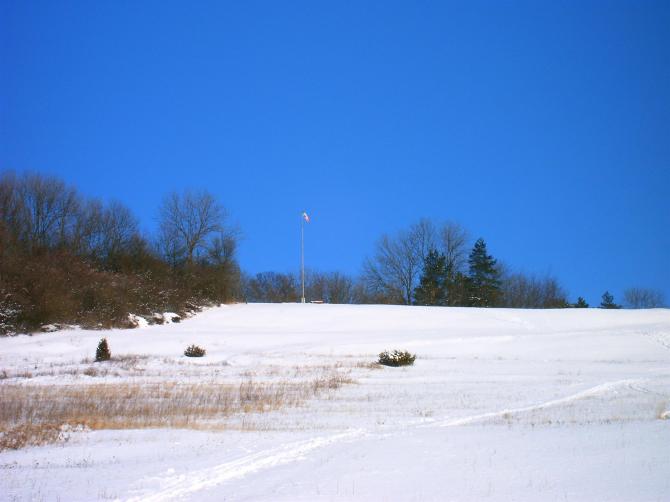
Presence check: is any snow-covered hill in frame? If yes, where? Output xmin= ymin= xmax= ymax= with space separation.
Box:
xmin=1 ymin=304 xmax=669 ymax=501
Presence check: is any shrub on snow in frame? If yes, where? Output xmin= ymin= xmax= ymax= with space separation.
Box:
xmin=378 ymin=349 xmax=416 ymax=367
xmin=184 ymin=344 xmax=206 ymax=357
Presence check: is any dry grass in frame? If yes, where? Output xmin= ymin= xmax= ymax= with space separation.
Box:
xmin=355 ymin=361 xmax=383 ymax=370
xmin=0 ymin=423 xmax=63 ymax=450
xmin=0 ymin=371 xmax=355 ymax=450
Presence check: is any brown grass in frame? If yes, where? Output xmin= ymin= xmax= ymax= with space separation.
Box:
xmin=0 ymin=423 xmax=63 ymax=450
xmin=355 ymin=361 xmax=383 ymax=370
xmin=0 ymin=371 xmax=355 ymax=450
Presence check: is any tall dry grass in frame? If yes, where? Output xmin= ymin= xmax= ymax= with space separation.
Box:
xmin=0 ymin=372 xmax=354 ymax=450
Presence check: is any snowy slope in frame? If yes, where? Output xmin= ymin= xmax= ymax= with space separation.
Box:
xmin=1 ymin=304 xmax=670 ymax=501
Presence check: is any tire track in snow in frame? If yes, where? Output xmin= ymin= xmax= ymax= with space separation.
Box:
xmin=127 ymin=379 xmax=646 ymax=500
xmin=426 ymin=379 xmax=645 ymax=428
xmin=126 ymin=429 xmax=365 ymax=502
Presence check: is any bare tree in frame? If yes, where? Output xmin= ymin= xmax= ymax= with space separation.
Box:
xmin=500 ymin=272 xmax=568 ymax=308
xmin=71 ymin=198 xmax=104 ymax=256
xmin=438 ymin=221 xmax=469 ymax=274
xmin=411 ymin=218 xmax=436 ymax=263
xmin=101 ymin=201 xmax=139 ymax=259
xmin=207 ymin=231 xmax=238 ymax=266
xmin=0 ymin=172 xmax=20 ymax=267
xmin=363 ymin=219 xmax=435 ymax=305
xmin=205 ymin=231 xmax=242 ymax=301
xmin=304 ymin=270 xmax=328 ymax=302
xmin=159 ymin=190 xmax=224 ymax=264
xmin=245 ymin=272 xmax=298 ymax=303
xmin=303 ymin=270 xmax=355 ymax=304
xmin=0 ymin=171 xmax=20 ymax=237
xmin=72 ymin=199 xmax=139 ymax=266
xmin=435 ymin=221 xmax=470 ymax=305
xmin=158 ymin=223 xmax=187 ymax=268
xmin=325 ymin=272 xmax=355 ymax=304
xmin=15 ymin=173 xmax=80 ymax=251
xmin=623 ymin=288 xmax=665 ymax=309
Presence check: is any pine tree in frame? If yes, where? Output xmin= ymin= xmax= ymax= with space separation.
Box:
xmin=573 ymin=296 xmax=589 ymax=308
xmin=446 ymin=271 xmax=470 ymax=306
xmin=467 ymin=238 xmax=501 ymax=307
xmin=95 ymin=338 xmax=111 ymax=362
xmin=414 ymin=249 xmax=448 ymax=306
xmin=600 ymin=291 xmax=621 ymax=309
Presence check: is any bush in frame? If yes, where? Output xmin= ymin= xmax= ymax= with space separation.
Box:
xmin=378 ymin=349 xmax=416 ymax=367
xmin=184 ymin=344 xmax=206 ymax=357
xmin=95 ymin=338 xmax=111 ymax=362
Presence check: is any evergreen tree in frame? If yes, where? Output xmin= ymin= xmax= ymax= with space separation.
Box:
xmin=443 ymin=257 xmax=466 ymax=306
xmin=600 ymin=291 xmax=621 ymax=309
xmin=414 ymin=249 xmax=448 ymax=306
xmin=467 ymin=238 xmax=501 ymax=307
xmin=573 ymin=296 xmax=589 ymax=308
xmin=95 ymin=338 xmax=111 ymax=362
xmin=446 ymin=271 xmax=470 ymax=306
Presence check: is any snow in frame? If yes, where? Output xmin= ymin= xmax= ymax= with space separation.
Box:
xmin=1 ymin=303 xmax=670 ymax=501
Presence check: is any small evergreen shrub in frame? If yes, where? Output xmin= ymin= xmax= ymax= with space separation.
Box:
xmin=378 ymin=349 xmax=416 ymax=367
xmin=95 ymin=338 xmax=111 ymax=362
xmin=184 ymin=344 xmax=206 ymax=357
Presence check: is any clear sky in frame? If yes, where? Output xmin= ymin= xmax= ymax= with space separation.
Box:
xmin=1 ymin=0 xmax=669 ymax=306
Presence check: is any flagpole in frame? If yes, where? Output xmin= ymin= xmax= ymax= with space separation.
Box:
xmin=301 ymin=213 xmax=305 ymax=304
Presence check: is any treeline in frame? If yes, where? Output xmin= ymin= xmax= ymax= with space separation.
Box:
xmin=1 ymin=172 xmax=664 ymax=333
xmin=360 ymin=220 xmax=663 ymax=308
xmin=244 ymin=271 xmax=361 ymax=304
xmin=0 ymin=171 xmax=241 ymax=334
xmin=244 ymin=219 xmax=664 ymax=309
xmin=360 ymin=219 xmax=572 ymax=308
xmin=242 ymin=220 xmax=570 ymax=307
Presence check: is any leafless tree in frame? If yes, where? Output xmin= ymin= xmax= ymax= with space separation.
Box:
xmin=325 ymin=271 xmax=355 ymax=304
xmin=0 ymin=172 xmax=20 ymax=267
xmin=14 ymin=173 xmax=80 ymax=250
xmin=363 ymin=219 xmax=435 ymax=305
xmin=72 ymin=199 xmax=138 ymax=265
xmin=304 ymin=270 xmax=328 ymax=302
xmin=207 ymin=231 xmax=237 ymax=266
xmin=438 ymin=221 xmax=469 ymax=274
xmin=202 ymin=230 xmax=242 ymax=300
xmin=0 ymin=171 xmax=21 ymax=236
xmin=500 ymin=272 xmax=568 ymax=308
xmin=411 ymin=218 xmax=436 ymax=263
xmin=303 ymin=270 xmax=355 ymax=303
xmin=101 ymin=201 xmax=139 ymax=258
xmin=245 ymin=272 xmax=298 ymax=303
xmin=71 ymin=198 xmax=104 ymax=256
xmin=159 ymin=190 xmax=224 ymax=263
xmin=623 ymin=288 xmax=665 ymax=309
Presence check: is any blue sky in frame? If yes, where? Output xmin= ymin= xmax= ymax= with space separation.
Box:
xmin=1 ymin=0 xmax=669 ymax=306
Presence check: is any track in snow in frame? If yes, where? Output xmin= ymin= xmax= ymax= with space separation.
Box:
xmin=127 ymin=429 xmax=366 ymax=502
xmin=128 ymin=379 xmax=645 ymax=501
xmin=428 ymin=378 xmax=644 ymax=428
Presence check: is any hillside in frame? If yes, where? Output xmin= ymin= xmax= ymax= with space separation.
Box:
xmin=1 ymin=304 xmax=670 ymax=501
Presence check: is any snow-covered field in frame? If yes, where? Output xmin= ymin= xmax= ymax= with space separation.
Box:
xmin=1 ymin=304 xmax=670 ymax=501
